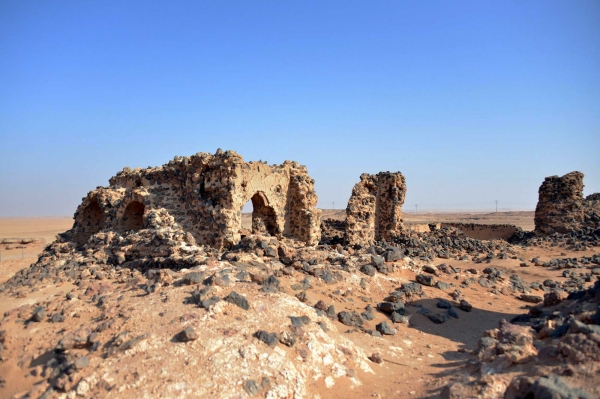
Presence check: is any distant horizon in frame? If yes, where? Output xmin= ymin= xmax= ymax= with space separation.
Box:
xmin=0 ymin=208 xmax=537 ymax=219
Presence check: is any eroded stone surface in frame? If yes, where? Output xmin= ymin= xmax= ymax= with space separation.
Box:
xmin=71 ymin=149 xmax=321 ymax=249
xmin=346 ymin=172 xmax=406 ymax=247
xmin=534 ymin=171 xmax=600 ymax=235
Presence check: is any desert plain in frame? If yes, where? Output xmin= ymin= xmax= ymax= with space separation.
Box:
xmin=1 ymin=206 xmax=599 ymax=399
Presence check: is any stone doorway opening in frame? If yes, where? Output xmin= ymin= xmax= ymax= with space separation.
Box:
xmin=121 ymin=201 xmax=145 ymax=232
xmin=242 ymin=192 xmax=278 ymax=236
xmin=77 ymin=199 xmax=103 ymax=245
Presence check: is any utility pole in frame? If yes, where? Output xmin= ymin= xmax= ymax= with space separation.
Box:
xmin=495 ymin=200 xmax=498 ymax=213
xmin=332 ymin=201 xmax=335 ymax=210
xmin=415 ymin=204 xmax=418 ymax=215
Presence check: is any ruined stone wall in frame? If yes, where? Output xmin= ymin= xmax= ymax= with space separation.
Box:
xmin=440 ymin=223 xmax=521 ymax=240
xmin=345 ymin=172 xmax=406 ymax=246
xmin=534 ymin=171 xmax=600 ymax=235
xmin=72 ymin=150 xmax=321 ymax=249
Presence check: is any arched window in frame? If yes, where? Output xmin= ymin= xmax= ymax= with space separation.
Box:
xmin=121 ymin=201 xmax=145 ymax=232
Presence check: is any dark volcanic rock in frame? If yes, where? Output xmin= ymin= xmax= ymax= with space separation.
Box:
xmin=177 ymin=327 xmax=198 ymax=342
xmin=416 ymin=274 xmax=435 ymax=286
xmin=437 ymin=299 xmax=452 ymax=309
xmin=338 ymin=311 xmax=364 ymax=327
xmin=224 ymin=291 xmax=249 ymax=310
xmin=428 ymin=313 xmax=450 ymax=324
xmin=377 ymin=301 xmax=405 ymax=315
xmin=359 ymin=264 xmax=376 ymax=277
xmin=376 ymin=321 xmax=397 ymax=335
xmin=31 ymin=306 xmax=46 ymax=322
xmin=459 ymin=300 xmax=472 ymax=312
xmin=519 ymin=294 xmax=543 ymax=304
xmin=254 ymin=330 xmax=279 ymax=347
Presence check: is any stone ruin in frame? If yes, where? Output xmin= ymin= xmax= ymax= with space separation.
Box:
xmin=345 ymin=172 xmax=407 ymax=246
xmin=63 ymin=152 xmax=600 ymax=252
xmin=72 ymin=149 xmax=321 ymax=249
xmin=535 ymin=171 xmax=600 ymax=235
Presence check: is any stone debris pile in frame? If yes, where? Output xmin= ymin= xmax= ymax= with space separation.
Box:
xmin=442 ymin=280 xmax=600 ymax=399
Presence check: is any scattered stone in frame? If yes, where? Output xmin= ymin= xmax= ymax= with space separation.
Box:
xmin=243 ymin=379 xmax=261 ymax=396
xmin=74 ymin=355 xmax=89 ymax=370
xmin=295 ymin=291 xmax=308 ymax=302
xmin=200 ymin=296 xmax=220 ymax=309
xmin=519 ymin=294 xmax=543 ymax=304
xmin=177 ymin=327 xmax=198 ymax=342
xmin=224 ymin=291 xmax=249 ymax=310
xmin=428 ymin=313 xmax=450 ymax=324
xmin=31 ymin=306 xmax=46 ymax=322
xmin=416 ymin=274 xmax=435 ymax=286
xmin=437 ymin=299 xmax=452 ymax=309
xmin=422 ymin=265 xmax=438 ymax=275
xmin=369 ymin=353 xmax=383 ymax=363
xmin=50 ymin=313 xmax=64 ymax=323
xmin=183 ymin=272 xmax=204 ymax=285
xmin=459 ymin=300 xmax=472 ymax=312
xmin=261 ymin=275 xmax=280 ymax=293
xmin=338 ymin=311 xmax=364 ymax=327
xmin=254 ymin=330 xmax=279 ymax=347
xmin=377 ymin=301 xmax=405 ymax=315
xmin=359 ymin=264 xmax=376 ymax=277
xmin=376 ymin=321 xmax=396 ymax=335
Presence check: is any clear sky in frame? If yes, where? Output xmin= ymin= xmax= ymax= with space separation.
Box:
xmin=1 ymin=1 xmax=599 ymax=217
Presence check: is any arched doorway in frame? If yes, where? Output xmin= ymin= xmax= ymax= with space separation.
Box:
xmin=243 ymin=192 xmax=278 ymax=235
xmin=121 ymin=201 xmax=145 ymax=232
xmin=77 ymin=199 xmax=103 ymax=245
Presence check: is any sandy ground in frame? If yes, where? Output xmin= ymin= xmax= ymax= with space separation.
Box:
xmin=2 ymin=212 xmax=596 ymax=399
xmin=0 ymin=218 xmax=73 ymax=284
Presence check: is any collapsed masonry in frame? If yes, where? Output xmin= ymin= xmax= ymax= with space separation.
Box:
xmin=345 ymin=172 xmax=407 ymax=247
xmin=534 ymin=171 xmax=600 ymax=235
xmin=72 ymin=149 xmax=321 ymax=249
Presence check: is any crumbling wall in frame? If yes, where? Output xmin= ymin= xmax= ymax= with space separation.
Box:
xmin=441 ymin=223 xmax=521 ymax=240
xmin=534 ymin=171 xmax=600 ymax=235
xmin=345 ymin=172 xmax=406 ymax=246
xmin=72 ymin=150 xmax=321 ymax=249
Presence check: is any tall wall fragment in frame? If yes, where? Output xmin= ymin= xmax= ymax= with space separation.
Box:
xmin=534 ymin=171 xmax=600 ymax=235
xmin=345 ymin=172 xmax=406 ymax=246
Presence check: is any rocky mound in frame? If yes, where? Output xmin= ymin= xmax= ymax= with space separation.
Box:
xmin=442 ymin=281 xmax=600 ymax=399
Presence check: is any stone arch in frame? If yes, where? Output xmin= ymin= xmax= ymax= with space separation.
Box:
xmin=248 ymin=192 xmax=278 ymax=235
xmin=77 ymin=198 xmax=104 ymax=246
xmin=121 ymin=200 xmax=145 ymax=232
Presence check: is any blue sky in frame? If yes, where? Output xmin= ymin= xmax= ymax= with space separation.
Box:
xmin=1 ymin=1 xmax=599 ymax=216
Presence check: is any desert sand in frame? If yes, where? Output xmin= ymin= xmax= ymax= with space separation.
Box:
xmin=2 ymin=210 xmax=599 ymax=398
